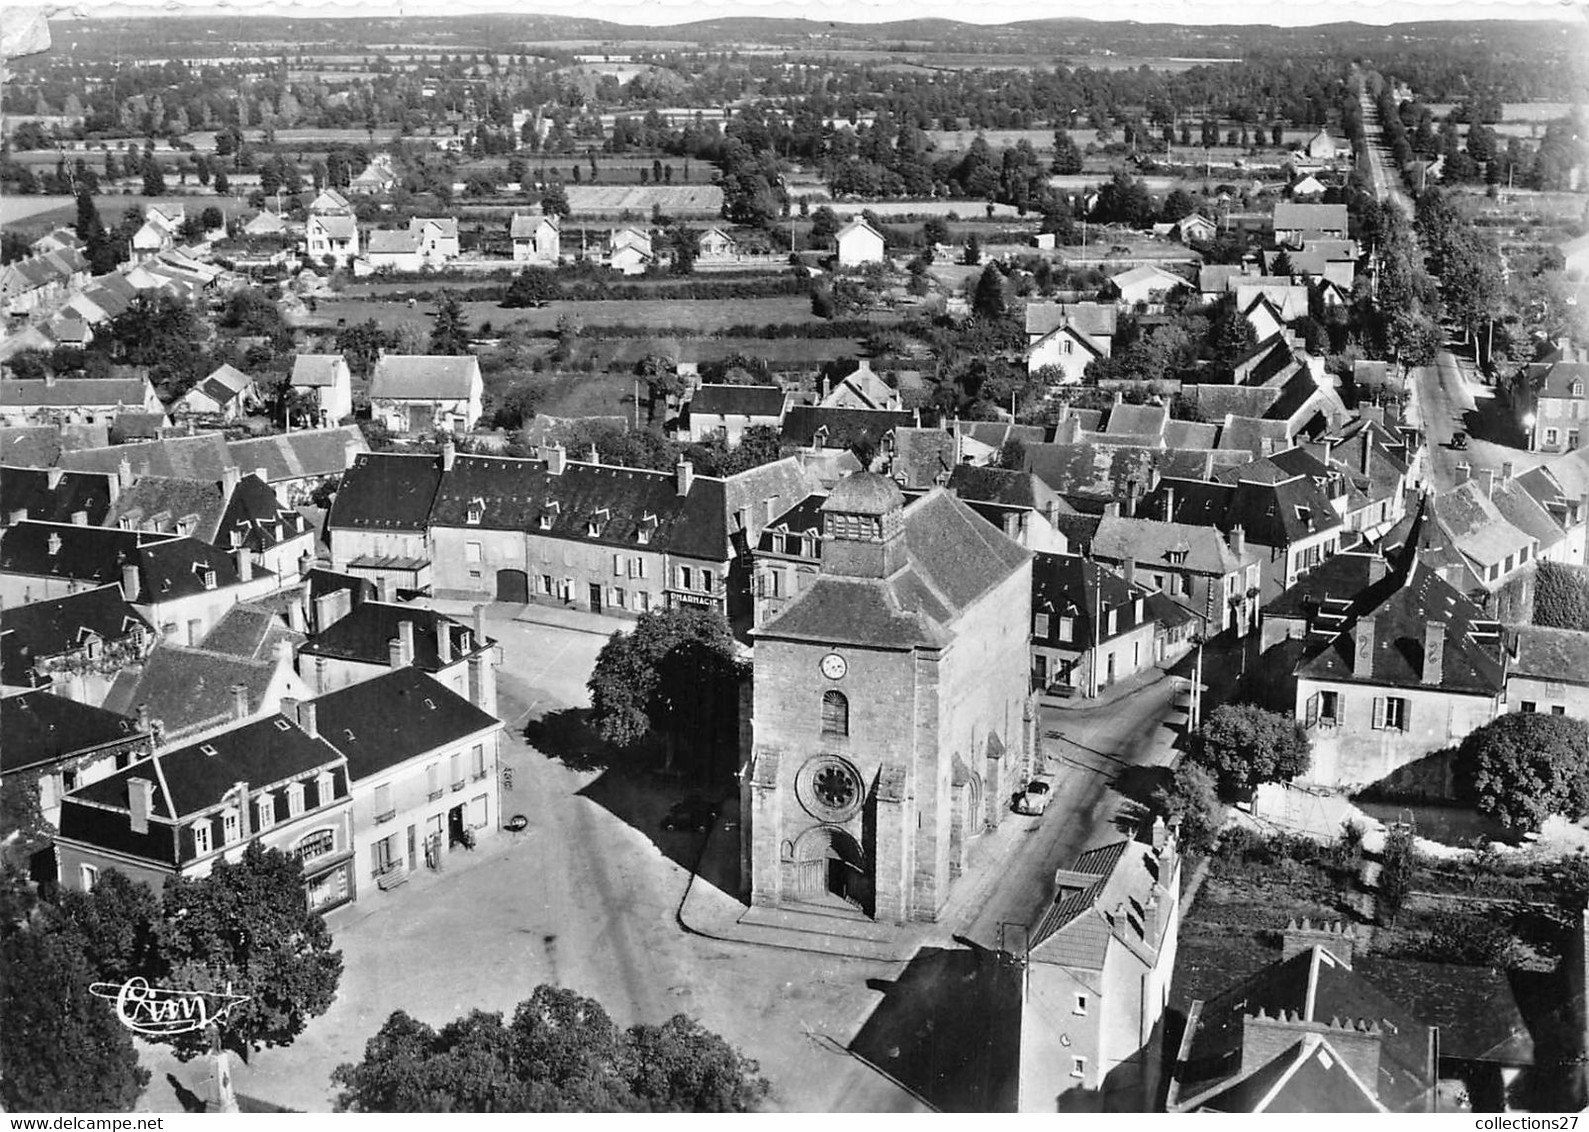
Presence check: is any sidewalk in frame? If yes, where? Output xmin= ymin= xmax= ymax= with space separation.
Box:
xmin=512 ymin=600 xmax=630 ymax=638
xmin=1041 ymin=663 xmax=1187 ymax=713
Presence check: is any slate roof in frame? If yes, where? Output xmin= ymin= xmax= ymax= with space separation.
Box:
xmin=1 ymin=520 xmax=270 ymax=601
xmin=367 ymin=228 xmax=421 ymax=254
xmin=887 ymin=427 xmax=957 ymax=489
xmin=1491 ymin=479 xmax=1566 ymax=552
xmin=1218 ymin=416 xmax=1294 ymax=457
xmin=199 ymin=602 xmax=303 ymax=661
xmin=230 ymin=425 xmax=365 ymax=483
xmin=1352 ymin=957 xmax=1534 ymax=1066
xmin=0 ymin=467 xmax=115 ymax=526
xmin=687 ymin=384 xmax=787 ymax=418
xmin=0 ymin=690 xmax=144 ymax=774
xmin=756 ymin=494 xmax=826 ymax=552
xmin=0 ymin=584 xmax=152 ymax=686
xmin=0 ymin=377 xmax=151 ymax=408
xmin=1194 ymin=1034 xmax=1385 ymax=1112
xmin=107 ymin=475 xmax=230 ymax=543
xmin=1509 ymin=625 xmax=1589 ymax=687
xmin=1024 ymin=301 xmax=1118 ymax=340
xmin=310 ymin=214 xmax=358 ymax=239
xmin=1272 ymin=203 xmax=1348 ymax=232
xmin=1031 ymin=552 xmax=1160 ymax=648
xmin=1165 ymin=420 xmax=1221 ymax=450
xmin=311 ymin=666 xmax=498 ymax=781
xmin=757 ymin=485 xmax=1029 ymax=650
xmin=781 ymin=406 xmax=913 ymax=448
xmin=298 ymin=600 xmax=489 ymax=670
xmin=1534 ymin=361 xmax=1589 ymax=401
xmin=1173 ymin=945 xmax=1436 ymax=1112
xmin=1188 ymin=384 xmax=1283 ymax=420
xmin=945 ymin=465 xmax=1046 ymax=509
xmin=1264 ymin=551 xmax=1404 ymax=622
xmin=1296 ymin=562 xmax=1505 ymax=696
xmin=110 ymin=412 xmax=168 ymax=443
xmin=510 ymin=212 xmax=557 ymax=237
xmin=369 ymin=355 xmax=481 ymax=400
xmin=1020 ymin=442 xmax=1161 ymax=504
xmin=102 ymin=644 xmax=287 ymax=742
xmin=60 ymin=433 xmax=236 ymax=481
xmin=327 ymin=452 xmax=445 ymax=534
xmin=1102 ymin=403 xmax=1168 ymax=439
xmin=290 ymin=355 xmax=347 ymax=388
xmin=1091 ymin=516 xmax=1253 ymax=577
xmin=1029 ymin=837 xmax=1170 ymax=972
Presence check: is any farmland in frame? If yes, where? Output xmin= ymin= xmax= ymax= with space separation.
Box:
xmin=308 ymin=295 xmax=827 ymax=335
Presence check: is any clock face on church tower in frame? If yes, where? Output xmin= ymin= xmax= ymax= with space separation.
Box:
xmin=820 ymin=652 xmax=847 ymax=680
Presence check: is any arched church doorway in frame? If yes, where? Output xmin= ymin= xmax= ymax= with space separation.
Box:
xmin=789 ymin=826 xmax=871 ymax=915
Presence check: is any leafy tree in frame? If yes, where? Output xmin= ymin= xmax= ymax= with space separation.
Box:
xmin=101 ymin=292 xmax=206 ymax=399
xmin=491 ymin=382 xmax=541 ymax=430
xmin=1050 ymin=129 xmax=1083 ymax=175
xmin=56 ymin=869 xmax=161 ymax=984
xmin=332 ymin=985 xmax=767 ymax=1112
xmin=540 ymin=184 xmax=570 ymax=218
xmin=972 ymin=264 xmax=1007 ymax=321
xmin=809 ymin=205 xmax=840 ymax=246
xmin=996 ymin=438 xmax=1027 ymax=470
xmin=220 ymin=287 xmax=290 ymax=344
xmin=1377 ymin=825 xmax=1418 ymax=927
xmin=1150 ymin=761 xmax=1227 ymax=854
xmin=429 ymin=291 xmax=471 ymax=355
xmin=1415 ymin=908 xmax=1515 ymax=967
xmin=962 ymin=233 xmax=981 ymax=266
xmin=1191 ymin=703 xmax=1312 ymax=796
xmin=1160 ymin=188 xmax=1195 ymax=222
xmin=921 ymin=216 xmax=951 ymax=247
xmin=1533 ymin=562 xmax=1589 ymax=630
xmin=1 ymin=917 xmax=149 ymax=1111
xmin=337 ymin=319 xmax=392 ymax=377
xmin=1455 ymin=713 xmax=1589 ymax=832
xmin=502 ymin=267 xmax=559 ymax=308
xmin=140 ymin=155 xmax=166 ymax=196
xmin=587 ymin=607 xmax=742 ymax=770
xmin=669 ymin=226 xmax=699 ymax=276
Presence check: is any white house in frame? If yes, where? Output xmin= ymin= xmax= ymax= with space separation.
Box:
xmin=510 ymin=212 xmax=561 ymax=265
xmin=365 ymin=218 xmax=460 ymax=272
xmin=176 ymin=363 xmax=258 ymax=421
xmin=1109 ymin=264 xmax=1189 ymax=309
xmin=306 ymin=214 xmax=360 ymax=268
xmin=308 ymin=188 xmax=354 ymax=216
xmin=608 ymin=227 xmax=654 ymax=276
xmin=242 ymin=210 xmax=289 ymax=237
xmin=368 ymin=355 xmax=484 ymax=433
xmin=1025 ymin=302 xmax=1117 ymax=380
xmin=697 ymin=226 xmax=739 ymax=263
xmin=835 ymin=218 xmax=886 ymax=267
xmin=291 ymin=354 xmax=355 ymax=425
xmin=348 ymin=154 xmax=399 ymax=196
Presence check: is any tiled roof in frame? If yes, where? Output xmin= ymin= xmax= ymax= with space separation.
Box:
xmin=0 ymin=377 xmax=151 ymax=409
xmin=290 ymin=355 xmax=347 ymax=388
xmin=367 ymin=228 xmax=421 ymax=254
xmin=101 ymin=644 xmax=286 ymax=742
xmin=1111 ymin=264 xmax=1189 ymax=292
xmin=510 ymin=212 xmax=556 ymax=237
xmin=311 ymin=666 xmax=498 ymax=781
xmin=369 ymin=355 xmax=481 ymax=401
xmin=945 ymin=465 xmax=1044 ymax=509
xmin=0 ymin=689 xmax=143 ymax=774
xmin=1353 ymin=957 xmax=1534 ymax=1066
xmin=1104 ymin=403 xmax=1169 ymax=438
xmin=1165 ymin=420 xmax=1220 ymax=449
xmin=1272 ymin=202 xmax=1348 ymax=231
xmin=311 ymin=214 xmax=358 ymax=238
xmin=1030 ymin=837 xmax=1171 ymax=972
xmin=327 ymin=452 xmax=444 ymax=533
xmin=1024 ymin=301 xmax=1118 ymax=340
xmin=1020 ymin=442 xmax=1160 ymax=503
xmin=1491 ymin=479 xmax=1566 ymax=551
xmin=298 ymin=600 xmax=489 ymax=670
xmin=1534 ymin=361 xmax=1589 ymax=401
xmin=1433 ymin=480 xmax=1534 ymax=571
xmin=108 ymin=475 xmax=230 ymax=544
xmin=60 ymin=433 xmax=236 ymax=481
xmin=1194 ymin=1034 xmax=1385 ymax=1112
xmin=888 ymin=427 xmax=957 ymax=489
xmin=1092 ymin=516 xmax=1252 ymax=576
xmin=1510 ymin=625 xmax=1589 ymax=687
xmin=199 ymin=602 xmax=303 ymax=661
xmin=0 ymin=467 xmax=115 ymax=526
xmin=229 ymin=426 xmax=365 ymax=483
xmin=687 ymin=384 xmax=786 ymax=418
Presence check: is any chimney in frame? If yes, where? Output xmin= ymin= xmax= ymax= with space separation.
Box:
xmin=1352 ymin=616 xmax=1375 ymax=675
xmin=1367 ymin=554 xmax=1387 ymax=585
xmin=136 ymin=703 xmax=151 ymax=733
xmin=1143 ymin=892 xmax=1162 ymax=945
xmin=1103 ymin=500 xmax=1121 ymax=518
xmin=1479 ymin=468 xmax=1495 ymax=499
xmin=1361 ymin=438 xmax=1373 ymax=476
xmin=7 ymin=509 xmax=28 ymax=525
xmin=676 ymin=457 xmax=694 ymax=497
xmin=1241 ymin=1008 xmax=1381 ymax=1093
xmin=587 ymin=444 xmax=600 ymax=465
xmin=375 ymin=575 xmax=391 ymax=603
xmin=299 ymin=701 xmax=318 ymax=738
xmin=1150 ymin=815 xmax=1169 ymax=852
xmin=234 ymin=547 xmax=253 ymax=582
xmin=121 ymin=560 xmax=141 ymax=601
xmin=388 ymin=637 xmax=403 ymax=668
xmin=1422 ymin=621 xmax=1446 ymax=685
xmin=542 ymin=442 xmax=566 ymax=475
xmin=1230 ymin=525 xmax=1245 ymax=556
xmin=398 ymin=620 xmax=416 ymax=666
xmin=117 ymin=457 xmax=134 ymax=489
xmin=232 ymin=682 xmax=250 ymax=720
xmin=281 ymin=696 xmax=299 ymax=727
xmin=1164 ymin=485 xmax=1176 ymax=522
xmin=256 ymin=467 xmax=269 ymax=483
xmin=221 ymin=465 xmax=240 ymax=496
xmin=438 ymin=622 xmax=453 ymax=666
xmin=47 ymin=467 xmax=64 ymax=490
xmin=1126 ymin=479 xmax=1142 ymax=518
xmin=1122 ymin=556 xmax=1136 ymax=586
xmin=1260 ymin=437 xmax=1276 ymax=457
xmin=128 ymin=777 xmax=154 ymax=834
xmin=441 ymin=438 xmax=456 ymax=471
xmin=474 ymin=603 xmax=487 ymax=647
xmin=70 ymin=510 xmax=88 ymax=525
xmin=1281 ymin=916 xmax=1357 ymax=964
xmin=286 ymin=598 xmax=306 ymax=633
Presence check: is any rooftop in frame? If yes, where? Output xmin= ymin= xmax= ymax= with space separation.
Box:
xmin=310 ymin=666 xmax=499 ymax=781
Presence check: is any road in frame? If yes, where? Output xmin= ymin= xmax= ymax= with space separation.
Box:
xmin=1358 ymin=89 xmax=1410 ymax=215
xmin=956 ymin=673 xmax=1187 ymax=951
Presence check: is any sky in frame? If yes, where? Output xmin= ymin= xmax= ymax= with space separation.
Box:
xmin=35 ymin=0 xmax=1589 ymax=25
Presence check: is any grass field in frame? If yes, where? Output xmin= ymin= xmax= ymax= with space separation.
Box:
xmin=311 ymin=295 xmax=821 ymax=334
xmin=564 ymin=184 xmax=723 ymax=214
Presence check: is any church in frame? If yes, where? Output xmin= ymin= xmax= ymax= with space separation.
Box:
xmin=742 ymin=472 xmax=1036 ymax=924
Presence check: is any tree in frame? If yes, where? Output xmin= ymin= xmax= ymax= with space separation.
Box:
xmin=962 ymin=233 xmax=981 ymax=266
xmin=140 ymin=155 xmax=166 ymax=197
xmin=1 ymin=918 xmax=149 ymax=1111
xmin=541 ymin=184 xmax=570 ymax=218
xmin=1050 ymin=130 xmax=1083 ymax=175
xmin=502 ymin=267 xmax=558 ymax=309
xmin=972 ymin=264 xmax=1007 ymax=321
xmin=921 ymin=216 xmax=951 ymax=247
xmin=669 ymin=226 xmax=699 ymax=276
xmin=429 ymin=291 xmax=471 ymax=355
xmin=332 ymin=986 xmax=767 ymax=1112
xmin=1533 ymin=561 xmax=1589 ymax=630
xmin=1377 ymin=825 xmax=1418 ymax=926
xmin=1455 ymin=713 xmax=1589 ymax=832
xmin=1191 ymin=703 xmax=1312 ymax=796
xmin=337 ymin=319 xmax=392 ymax=378
xmin=809 ymin=205 xmax=840 ymax=246
xmin=1150 ymin=761 xmax=1227 ymax=854
xmin=1160 ymin=188 xmax=1195 ymax=222
xmin=587 ymin=607 xmax=742 ymax=771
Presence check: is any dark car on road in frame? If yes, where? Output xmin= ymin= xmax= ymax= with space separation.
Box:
xmin=661 ymin=796 xmax=719 ymax=832
xmin=1451 ymin=431 xmax=1468 ymax=449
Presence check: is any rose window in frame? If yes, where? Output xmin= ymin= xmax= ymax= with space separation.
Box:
xmin=813 ymin=764 xmax=859 ymax=811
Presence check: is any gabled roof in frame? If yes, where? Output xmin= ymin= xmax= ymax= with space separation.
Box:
xmin=367 ymin=228 xmax=421 ymax=254
xmin=1433 ymin=479 xmax=1535 ymax=572
xmin=60 ymin=433 xmax=236 ymax=481
xmin=1029 ymin=836 xmax=1173 ymax=971
xmin=945 ymin=464 xmax=1049 ymax=510
xmin=291 ymin=355 xmax=350 ymax=387
xmin=199 ymin=601 xmax=303 ymax=661
xmin=368 ymin=354 xmax=481 ymax=400
xmin=781 ymin=406 xmax=913 ymax=448
xmin=1024 ymin=301 xmax=1118 ymax=341
xmin=687 ymin=384 xmax=787 ymax=418
xmin=0 ymin=690 xmax=143 ymax=775
xmin=1103 ymin=403 xmax=1169 ymax=439
xmin=888 ymin=427 xmax=957 ymax=490
xmin=1110 ymin=263 xmax=1189 ymax=293
xmin=835 ymin=217 xmax=884 ymax=242
xmin=0 ymin=466 xmax=115 ymax=526
xmin=1194 ymin=1033 xmax=1386 ymax=1113
xmin=1 ymin=520 xmax=272 ymax=600
xmin=1353 ymin=956 xmax=1534 ymax=1066
xmin=1272 ymin=202 xmax=1348 ymax=231
xmin=510 ymin=211 xmax=558 ymax=237
xmin=327 ymin=451 xmax=444 ymax=533
xmin=0 ymin=377 xmax=152 ymax=409
xmin=297 ymin=600 xmax=490 ymax=670
xmin=1508 ymin=625 xmax=1589 ymax=688
xmin=311 ymin=666 xmax=498 ymax=781
xmin=309 ymin=214 xmax=358 ymax=239
xmin=229 ymin=426 xmax=366 ymax=483
xmin=101 ymin=644 xmax=289 ymax=742
xmin=1020 ymin=442 xmax=1159 ymax=503
xmin=1092 ymin=516 xmax=1254 ymax=576
xmin=107 ymin=475 xmax=231 ymax=544
xmin=0 ymin=583 xmax=152 ymax=686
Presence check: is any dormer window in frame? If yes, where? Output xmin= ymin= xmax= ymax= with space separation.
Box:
xmin=316 ymin=770 xmax=335 ymax=803
xmin=1574 ymin=383 xmax=1585 ymax=397
xmin=203 ymin=568 xmax=218 ymax=590
xmin=255 ymin=795 xmax=275 ymax=831
xmin=586 ymin=508 xmax=610 ymax=538
xmin=466 ymin=498 xmax=484 ymax=525
xmin=287 ymin=782 xmax=305 ymax=817
xmin=221 ymin=807 xmax=240 ymax=844
xmin=47 ymin=533 xmax=62 ymax=555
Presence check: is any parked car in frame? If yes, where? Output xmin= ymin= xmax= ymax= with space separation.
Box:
xmin=661 ymin=796 xmax=719 ymax=832
xmin=1451 ymin=431 xmax=1468 ymax=449
xmin=1014 ymin=778 xmax=1054 ymax=816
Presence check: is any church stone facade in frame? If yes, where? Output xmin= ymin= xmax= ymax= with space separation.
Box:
xmin=743 ymin=472 xmax=1036 ymax=923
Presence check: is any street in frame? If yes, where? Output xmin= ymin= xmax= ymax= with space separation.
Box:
xmin=1410 ymin=348 xmax=1551 ymax=492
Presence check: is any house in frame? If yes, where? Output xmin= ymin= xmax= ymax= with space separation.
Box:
xmin=1175 ymin=213 xmax=1217 ymax=244
xmin=1025 ymin=302 xmax=1117 ymax=380
xmin=1506 ymin=626 xmax=1589 ymax=720
xmin=131 ymin=206 xmax=184 ymax=256
xmin=608 ymin=227 xmax=654 ymax=275
xmin=696 ymin=225 xmax=739 ymax=263
xmin=290 ymin=354 xmax=355 ymax=426
xmin=368 ymin=354 xmax=483 ymax=434
xmin=509 ymin=211 xmax=561 ymax=264
xmin=54 ymin=709 xmax=355 ymax=913
xmin=30 ymin=228 xmax=84 ymax=257
xmin=1562 ymin=231 xmax=1589 ymax=277
xmin=1290 ymin=173 xmax=1327 ymax=199
xmin=241 ymin=210 xmax=289 ymax=237
xmin=0 ymin=373 xmax=164 ymax=427
xmin=227 ymin=425 xmax=367 ymax=506
xmin=297 ymin=601 xmax=496 ymax=708
xmin=1234 ymin=282 xmax=1309 ymax=323
xmin=1 ymin=247 xmax=91 ymax=316
xmin=944 ymin=465 xmax=1070 ymax=553
xmin=309 ymin=666 xmax=502 ymax=897
xmin=1168 ymin=922 xmax=1438 ymax=1112
xmin=1198 ymin=262 xmax=1258 ymax=302
xmin=102 ymin=639 xmax=315 ymax=747
xmin=1514 ymin=457 xmax=1589 ymax=565
xmin=835 ymin=218 xmax=886 ymax=267
xmin=348 ymin=153 xmax=399 ymax=196
xmin=1527 ymin=360 xmax=1588 ymax=454
xmin=678 ymin=384 xmax=789 ymax=443
xmin=0 ymin=690 xmax=153 ymax=828
xmin=175 ymin=363 xmax=258 ymax=421
xmin=308 ymin=188 xmax=353 ymax=216
xmin=886 ymin=426 xmax=959 ymax=490
xmin=1089 ymin=516 xmax=1262 ymax=635
xmin=1264 ymin=241 xmax=1359 ymax=289
xmin=820 ymin=358 xmax=903 ymax=411
xmin=325 ymin=450 xmax=445 ymax=595
xmin=1019 ymin=826 xmax=1181 ymax=1112
xmin=1 ymin=466 xmax=117 ymax=528
xmin=0 ymin=521 xmax=281 ymax=646
xmin=0 ymin=583 xmax=154 ymax=702
xmin=750 ymin=494 xmax=825 ymax=628
xmin=781 ymin=406 xmax=916 ymax=466
xmin=1425 ymin=473 xmax=1541 ymax=613
xmin=1241 ymin=295 xmax=1288 ymax=344
xmin=1293 ymin=560 xmax=1504 ymax=789
xmin=1302 ymin=129 xmax=1340 ymax=161
xmin=365 ymin=217 xmax=461 ymax=271
xmin=1109 ymin=264 xmax=1189 ymax=309
xmin=306 ymin=214 xmax=360 ymax=268
xmin=199 ymin=598 xmax=307 ymax=662
xmin=1272 ymin=202 xmax=1349 ymax=247
xmin=1259 ymin=549 xmax=1403 ymax=653
xmin=1030 ymin=552 xmax=1190 ymax=697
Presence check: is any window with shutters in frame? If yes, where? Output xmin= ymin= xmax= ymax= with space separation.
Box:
xmin=471 ymin=744 xmax=486 ymax=780
xmin=287 ymin=782 xmax=305 ymax=817
xmin=680 ymin=566 xmax=694 ymax=590
xmin=1372 ymin=696 xmax=1409 ymax=731
xmin=318 ymin=771 xmax=335 ymax=803
xmin=614 ymin=554 xmax=624 ymax=576
xmin=613 ymin=587 xmax=625 ymax=608
xmin=451 ymin=752 xmax=465 ymax=790
xmin=469 ymin=794 xmax=488 ymax=829
xmin=255 ymin=795 xmax=274 ymax=831
xmin=1034 ymin=613 xmax=1050 ymax=637
xmin=222 ymin=808 xmax=239 ymax=844
xmin=537 ymin=574 xmax=552 ymax=594
xmin=193 ymin=821 xmax=212 ymax=855
xmin=637 ymin=591 xmax=650 ymax=612
xmin=374 ymin=783 xmax=394 ymax=822
xmin=821 ymin=690 xmax=849 ymax=737
xmin=427 ymin=762 xmax=443 ymax=800
xmin=1058 ymin=617 xmax=1074 ymax=641
xmin=372 ymin=834 xmax=398 ymax=876
xmin=702 ymin=570 xmax=714 ymax=593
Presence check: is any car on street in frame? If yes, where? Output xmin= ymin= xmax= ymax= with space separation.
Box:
xmin=1013 ymin=778 xmax=1053 ymax=816
xmin=1451 ymin=431 xmax=1468 ymax=449
xmin=661 ymin=796 xmax=719 ymax=832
